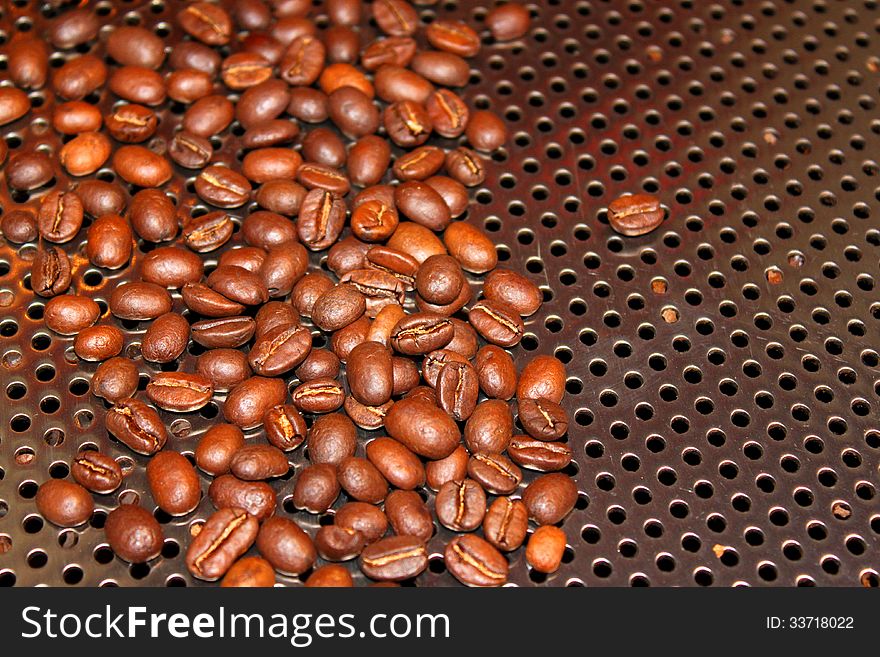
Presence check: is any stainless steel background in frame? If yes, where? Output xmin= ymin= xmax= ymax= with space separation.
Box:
xmin=0 ymin=0 xmax=878 ymax=587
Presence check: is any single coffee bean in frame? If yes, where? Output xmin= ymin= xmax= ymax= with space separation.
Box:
xmin=222 ymin=556 xmax=276 ymax=587
xmin=52 ymin=54 xmax=107 ymax=101
xmin=607 ymin=193 xmax=665 ymax=236
xmin=168 ymin=68 xmax=213 ymax=104
xmin=327 ymin=235 xmax=370 ymax=277
xmin=373 ymin=0 xmax=418 ymax=37
xmin=53 ymin=100 xmax=102 ymax=134
xmin=341 ymin=268 xmax=405 ymax=316
xmin=242 ymin=210 xmax=298 ymax=249
xmin=209 ymin=474 xmax=276 ymax=521
xmin=464 ymin=398 xmax=513 ymax=454
xmin=435 ymin=479 xmax=486 ymax=532
xmin=517 ymin=355 xmax=566 ymax=404
xmin=183 ymin=94 xmax=234 ymax=136
xmin=105 ymin=504 xmax=163 ymax=563
xmin=410 ymin=50 xmax=470 ymax=87
xmin=385 ymin=397 xmax=460 ymax=459
xmin=224 ymin=376 xmax=287 ymax=429
xmin=141 ymin=312 xmax=190 ymax=364
xmin=426 ymin=89 xmax=469 ymax=139
xmin=130 ymin=189 xmax=176 ymax=243
xmin=112 ymin=145 xmax=172 ymax=187
xmin=44 ymin=294 xmax=100 ymax=336
xmin=287 ymin=87 xmax=330 ymax=123
xmin=249 ymin=324 xmax=312 ymax=376
xmin=426 ymin=19 xmax=480 ymax=57
xmin=374 ymin=64 xmax=433 ymax=104
xmin=344 ymin=395 xmax=393 ymax=430
xmin=48 ymin=9 xmax=99 ymax=48
xmin=368 ymin=303 xmax=407 ymax=346
xmin=92 ymin=357 xmax=139 ymax=403
xmin=483 ymin=268 xmax=542 ymax=316
xmin=329 ymin=304 xmax=372 ymax=362
xmin=393 ymin=145 xmax=445 ymax=181
xmin=336 ymin=502 xmax=388 ymax=544
xmin=486 ymin=2 xmax=531 ymax=40
xmin=307 ymin=413 xmax=357 ymax=465
xmin=74 ymin=325 xmax=124 ymax=362
xmin=437 ymin=360 xmax=479 ymax=421
xmin=77 ymin=180 xmax=127 ymax=218
xmin=146 ymin=372 xmax=214 ymax=412
xmin=8 ymin=36 xmax=48 ymax=90
xmin=316 ymin=524 xmax=366 ymax=561
xmin=140 ymin=246 xmax=203 ymax=289
xmin=72 ymin=450 xmax=123 ymax=495
xmin=1 ymin=208 xmax=38 ymax=243
xmin=312 ymin=285 xmax=366 ymax=331
xmin=147 ymin=450 xmax=201 ymax=516
xmin=390 ymin=313 xmax=454 ymax=355
xmin=359 ymin=535 xmax=428 ymax=581
xmin=291 ymin=272 xmax=335 ymax=317
xmin=404 ymin=385 xmax=437 ymax=406
xmin=468 ymin=300 xmax=525 ymax=347
xmin=179 ymin=2 xmax=233 ymax=45
xmin=257 ymin=516 xmax=316 ymax=576
xmin=105 ymin=103 xmax=159 ymax=143
xmin=0 ymin=86 xmax=30 ymax=125
xmin=348 ymin=135 xmax=392 ymax=188
xmin=186 ymin=508 xmax=259 ymax=581
xmin=467 ymin=452 xmax=522 ymax=495
xmin=196 ymin=424 xmax=245 ymax=476
xmin=297 ymin=188 xmax=346 ymax=251
xmin=416 ymin=279 xmax=472 ymax=316
xmin=31 ymin=246 xmax=71 ymax=298
xmin=183 ymin=286 xmax=247 ymax=319
xmin=35 ymin=479 xmax=94 ymax=528
xmin=442 ymin=220 xmax=497 ymax=273
xmin=347 ymin=341 xmax=394 ymax=406
xmin=230 ymin=444 xmax=290 ymax=481
xmin=243 ymin=118 xmax=300 ymax=149
xmin=519 ymin=398 xmax=569 ymax=440
xmin=384 ymin=100 xmax=432 ymax=148
xmin=60 ymin=131 xmax=111 ymax=176
xmin=508 ymin=436 xmax=572 ymax=472
xmin=242 ymin=147 xmax=303 ymax=184
xmin=444 ymin=147 xmax=486 ymax=187
xmin=387 ymin=221 xmax=447 ymax=264
xmin=384 ymin=490 xmax=433 ymax=542
xmin=425 ymin=445 xmax=468 ymax=491
xmin=196 ymin=349 xmax=252 ymax=392
xmin=445 ymin=534 xmax=508 ymax=587
xmin=106 ymin=399 xmax=167 ymax=456
xmin=264 ymin=403 xmax=308 ymax=451
xmin=415 ymin=254 xmax=465 ymax=305
xmin=361 ymin=35 xmax=416 ymax=70
xmin=233 ymin=0 xmax=272 ymax=30
xmin=293 ymin=463 xmax=340 ymax=513
xmin=169 ymin=130 xmax=212 ymax=168
xmin=107 ymin=25 xmax=166 ymax=68
xmin=222 ymin=52 xmax=273 ymax=90
xmin=237 ymin=78 xmax=291 ymax=127
xmin=365 ymin=437 xmax=425 ymax=490
xmin=328 ymin=86 xmax=380 ymax=139
xmin=526 ymin=525 xmax=567 ymax=574
xmin=337 ymin=456 xmax=388 ymax=503
xmin=37 ymin=191 xmax=84 ymax=244
xmin=522 ymin=473 xmax=579 ymax=525
xmin=392 ymin=356 xmax=420 ymax=396
xmin=296 ymin=348 xmax=341 ymax=381
xmin=109 ymin=66 xmax=166 ymax=106
xmin=169 ymin=40 xmax=221 ymax=75
xmin=291 ymin=378 xmax=346 ymax=413
xmin=279 ymin=35 xmax=325 ymax=86
xmin=207 ymin=265 xmax=269 ymax=306
xmin=302 ymin=127 xmax=347 ymax=167
xmin=86 ymin=214 xmax=133 ymax=270
xmin=446 ymin=318 xmax=479 ymax=358
xmin=195 ymin=165 xmax=252 ymax=208
xmin=255 ymin=179 xmax=307 ymax=215
xmin=350 ymin=200 xmax=398 ymax=245
xmin=474 ymin=345 xmax=517 ymax=400
xmin=297 ymin=162 xmax=351 ymax=196
xmin=466 ymin=110 xmax=507 ymax=152
xmin=483 ymin=497 xmax=529 ymax=552
xmin=242 ymin=32 xmax=284 ymax=65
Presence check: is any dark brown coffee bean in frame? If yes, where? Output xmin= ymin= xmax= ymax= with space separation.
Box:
xmin=444 ymin=147 xmax=486 ymax=187
xmin=109 ymin=66 xmax=166 ymax=106
xmin=130 ymin=189 xmax=176 ymax=243
xmin=328 ymin=86 xmax=380 ymax=139
xmin=255 ymin=179 xmax=307 ymax=215
xmin=234 ymin=0 xmax=272 ymax=31
xmin=474 ymin=345 xmax=517 ymax=400
xmin=383 ymin=490 xmax=432 ymax=541
xmin=483 ymin=268 xmax=542 ymax=316
xmin=368 ymin=303 xmax=407 ymax=346
xmin=508 ymin=436 xmax=572 ymax=472
xmin=52 ymin=54 xmax=107 ymax=101
xmin=327 ymin=0 xmax=362 ymax=25
xmin=291 ymin=378 xmax=346 ymax=413
xmin=288 ymin=87 xmax=329 ymax=123
xmin=86 ymin=214 xmax=132 ymax=270
xmin=347 ymin=136 xmax=390 ymax=187
xmin=147 ymin=450 xmax=201 ymax=516
xmin=324 ymin=25 xmax=360 ymax=63
xmin=91 ymin=357 xmax=138 ymax=403
xmin=390 ymin=313 xmax=454 ymax=355
xmin=279 ymin=35 xmax=325 ymax=86
xmin=517 ymin=355 xmax=566 ymax=403
xmin=522 ymin=473 xmax=578 ymax=525
xmin=110 ymin=281 xmax=172 ymax=321
xmin=53 ymin=100 xmax=101 ymax=134
xmin=72 ymin=450 xmax=123 ymax=495
xmin=340 ymin=269 xmax=405 ymax=317
xmin=242 ymin=148 xmax=303 ymax=184
xmin=140 ymin=247 xmax=203 ymax=289
xmin=224 ymin=376 xmax=287 ymax=429
xmin=374 ymin=64 xmax=434 ymax=104
xmin=301 ymin=127 xmax=347 ymax=169
xmin=331 ymin=503 xmax=384 ymax=545
xmin=113 ymin=145 xmax=172 ymax=187
xmin=146 ymin=372 xmax=214 ymax=412
xmin=348 ymin=202 xmax=396 ymax=246
xmin=37 ymin=191 xmax=83 ymax=244
xmin=141 ymin=312 xmax=190 ymax=364
xmin=468 ymin=300 xmax=524 ymax=347
xmin=445 ymin=318 xmax=478 ymax=359
xmin=483 ymin=497 xmax=528 ymax=552
xmin=183 ymin=284 xmax=247 ymax=319
xmin=6 ymin=151 xmax=51 ymax=190
xmin=196 ymin=424 xmax=246 ymax=476
xmin=387 ymin=221 xmax=447 ymax=264
xmin=435 ymin=479 xmax=486 ymax=531
xmin=206 ymin=265 xmax=269 ymax=307
xmin=230 ymin=444 xmax=290 ymax=481
xmin=222 ymin=556 xmax=276 ymax=587
xmin=60 ymin=131 xmax=111 ymax=176
xmin=337 ymin=456 xmax=388 ymax=503
xmin=77 ymin=180 xmax=127 ymax=218
xmin=239 ymin=211 xmax=295 ymax=250
xmin=195 ymin=166 xmax=252 ymax=208
xmin=196 ymin=349 xmax=252 ymax=392
xmin=361 ymin=36 xmax=414 ymax=72
xmin=257 ymin=516 xmax=316 ymax=575
xmin=608 ymin=193 xmax=665 ymax=236
xmin=373 ymin=0 xmax=418 ymax=36
xmin=426 ymin=20 xmax=480 ymax=57
xmin=293 ymin=463 xmax=340 ymax=513
xmin=425 ymin=445 xmax=467 ymax=491
xmin=297 ymin=189 xmax=346 ymax=251
xmin=0 ymin=86 xmax=30 ymax=127
xmin=297 ymin=162 xmax=351 ymax=196
xmin=464 ymin=399 xmax=513 ymax=454
xmin=261 ymin=242 xmax=308 ymax=298
xmin=360 ymin=535 xmax=427 ymax=581
xmin=295 ymin=348 xmax=341 ymax=382
xmin=518 ymin=398 xmax=569 ymax=440
xmin=364 ymin=437 xmax=424 ymax=493
xmin=385 ymin=397 xmax=460 ymax=459
xmin=324 ymin=237 xmax=367 ymax=279
xmin=221 ymin=52 xmax=273 ymax=90
xmin=35 ymin=479 xmax=93 ymax=528
xmin=183 ymin=94 xmax=234 ymax=136
xmin=344 ymin=395 xmax=393 ymax=430
xmin=291 ymin=271 xmax=335 ymax=317
xmin=312 ymin=285 xmax=366 ymax=331
xmin=1 ymin=208 xmax=38 ymax=243
xmin=437 ymin=360 xmax=479 ymax=421
xmin=415 ymin=254 xmax=464 ymax=305
xmin=243 ymin=118 xmax=300 ymax=149
xmin=105 ymin=504 xmax=163 ymax=563
xmin=426 ymin=89 xmax=469 ymax=139
xmin=169 ymin=131 xmax=212 ymax=168
xmin=220 ymin=246 xmax=267 ymax=272
xmin=44 ymin=295 xmax=100 ymax=336
xmin=468 ymin=452 xmax=522 ymax=495
xmin=486 ymin=2 xmax=531 ymax=41
xmin=179 ymin=2 xmax=233 ymax=46
xmin=330 ymin=314 xmax=371 ymax=362
xmin=74 ymin=325 xmax=124 ymax=362
xmin=346 ymin=341 xmax=394 ymax=406
xmin=307 ymin=413 xmax=357 ymax=465
xmin=209 ymin=474 xmax=276 ymax=521
xmin=169 ymin=40 xmax=221 ymax=74
xmin=316 ymin=525 xmax=366 ymax=561
xmin=445 ymin=534 xmax=507 ymax=587
xmin=249 ymin=324 xmax=312 ymax=376
xmin=405 ymin=385 xmax=437 ymax=406
xmin=416 ymin=278 xmax=472 ymax=317
xmin=168 ymin=68 xmax=214 ymax=103
xmin=8 ymin=36 xmax=48 ymax=90
xmin=186 ymin=508 xmax=258 ymax=582
xmin=393 ymin=146 xmax=444 ymax=182
xmin=384 ymin=100 xmax=432 ymax=148
xmin=410 ymin=50 xmax=470 ymax=87
xmin=31 ymin=246 xmax=71 ymax=298
xmin=106 ymin=398 xmax=168 ymax=455
xmin=262 ymin=403 xmax=306 ymax=451
xmin=107 ymin=25 xmax=166 ymax=68
xmin=389 ymin=358 xmax=418 ymax=398
xmin=465 ymin=110 xmax=507 ymax=152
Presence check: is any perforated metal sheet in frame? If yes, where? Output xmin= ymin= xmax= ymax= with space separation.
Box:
xmin=1 ymin=0 xmax=879 ymax=587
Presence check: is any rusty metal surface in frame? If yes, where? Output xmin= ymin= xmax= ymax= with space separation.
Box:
xmin=1 ymin=0 xmax=879 ymax=587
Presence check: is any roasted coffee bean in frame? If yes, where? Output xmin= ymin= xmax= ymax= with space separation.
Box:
xmin=242 ymin=148 xmax=303 ymax=184
xmin=86 ymin=214 xmax=132 ymax=269
xmin=316 ymin=524 xmax=366 ymax=561
xmin=261 ymin=241 xmax=309 ymax=297
xmin=179 ymin=2 xmax=233 ymax=46
xmin=347 ymin=341 xmax=394 ymax=406
xmin=72 ymin=450 xmax=123 ymax=495
xmin=385 ymin=397 xmax=459 ymax=459
xmin=335 ymin=502 xmax=387 ymax=544
xmin=113 ymin=145 xmax=172 ymax=188
xmin=368 ymin=303 xmax=407 ymax=346
xmin=446 ymin=318 xmax=479 ymax=359
xmin=197 ymin=349 xmax=252 ymax=392
xmin=361 ymin=36 xmax=416 ymax=70
xmin=35 ymin=479 xmax=93 ymax=528
xmin=437 ymin=360 xmax=479 ymax=421
xmin=105 ymin=103 xmax=158 ymax=143
xmin=325 ymin=24 xmax=360 ymax=62
xmin=52 ymin=54 xmax=107 ymax=101
xmin=105 ymin=504 xmax=163 ymax=563
xmin=607 ymin=193 xmax=665 ymax=236
xmin=391 ymin=357 xmax=419 ymax=396
xmin=293 ymin=463 xmax=340 ymax=513
xmin=297 ymin=162 xmax=351 ymax=196
xmin=467 ymin=453 xmax=522 ymax=495
xmin=207 ymin=265 xmax=269 ymax=306
xmin=0 ymin=86 xmax=31 ymax=126
xmin=233 ymin=0 xmax=272 ymax=30
xmin=435 ymin=479 xmax=486 ymax=532
xmin=410 ymin=50 xmax=470 ymax=87
xmin=255 ymin=179 xmax=307 ymax=215
xmin=1 ymin=208 xmax=38 ymax=243
xmin=106 ymin=398 xmax=168 ymax=456
xmin=416 ymin=254 xmax=465 ymax=305
xmin=31 ymin=246 xmax=71 ymax=298
xmin=465 ymin=110 xmax=507 ymax=152
xmin=169 ymin=130 xmax=212 ymax=168
xmin=222 ymin=556 xmax=276 ymax=587
xmin=222 ymin=52 xmax=273 ymax=90
xmin=468 ymin=300 xmax=524 ymax=347
xmin=416 ymin=278 xmax=472 ymax=317
xmin=301 ymin=127 xmax=347 ymax=168
xmin=348 ymin=136 xmax=392 ymax=188
xmin=186 ymin=508 xmax=259 ymax=582
xmin=405 ymin=385 xmax=437 ymax=406
xmin=183 ymin=284 xmax=247 ymax=319
xmin=295 ymin=348 xmax=341 ymax=382
xmin=109 ymin=281 xmax=172 ymax=321
xmin=319 ymin=62 xmax=374 ymax=97
xmin=196 ymin=424 xmax=246 ymax=476
xmin=224 ymin=376 xmax=287 ymax=429
xmin=107 ymin=25 xmax=166 ymax=68
xmin=195 ymin=166 xmax=252 ymax=208
xmin=425 ymin=347 xmax=475 ymax=385
xmin=443 ymin=223 xmax=495 ymax=273
xmin=308 ymin=413 xmax=357 ymax=465
xmin=291 ymin=378 xmax=345 ymax=414
xmin=297 ymin=188 xmax=346 ymax=251
xmin=109 ymin=66 xmax=166 ymax=106
xmin=147 ymin=372 xmax=213 ymax=412
xmin=328 ymin=86 xmax=380 ymax=138
xmin=384 ymin=100 xmax=432 ymax=148
xmin=249 ymin=324 xmax=312 ymax=375
xmin=425 ymin=445 xmax=468 ymax=491
xmin=141 ymin=247 xmax=203 ymax=289
xmin=130 ymin=189 xmax=176 ymax=243
xmin=390 ymin=313 xmax=454 ymax=355
xmin=141 ymin=312 xmax=190 ymax=364
xmin=374 ymin=65 xmax=433 ymax=104
xmin=349 ymin=200 xmax=397 ymax=249
xmin=44 ymin=295 xmax=100 ymax=335
xmin=264 ymin=404 xmax=308 ymax=451
xmin=60 ymin=131 xmax=111 ymax=176
xmin=340 ymin=269 xmax=406 ymax=316
xmin=257 ymin=516 xmax=317 ymax=576
xmin=509 ymin=436 xmax=572 ymax=472
xmin=147 ymin=450 xmax=201 ymax=516
xmin=77 ymin=180 xmax=127 ymax=218
xmin=327 ymin=236 xmax=370 ymax=277
xmin=522 ymin=473 xmax=578 ymax=525
xmin=518 ymin=398 xmax=569 ymax=440
xmin=366 ymin=437 xmax=425 ymax=490
xmin=483 ymin=268 xmax=542 ymax=316
xmin=230 ymin=444 xmax=290 ymax=481
xmin=337 ymin=456 xmax=388 ymax=503
xmin=444 ymin=147 xmax=486 ymax=187
xmin=517 ymin=355 xmax=566 ymax=404
xmin=373 ymin=0 xmax=418 ymax=36
xmin=242 ymin=210 xmax=298 ymax=249
xmin=167 ymin=68 xmax=214 ymax=103
xmin=291 ymin=272 xmax=335 ymax=317
xmin=183 ymin=94 xmax=234 ymax=136
xmin=425 ymin=89 xmax=469 ymax=139
xmin=209 ymin=474 xmax=276 ymax=521
xmin=91 ymin=357 xmax=139 ymax=403
xmin=280 ymin=35 xmax=325 ymax=86
xmin=486 ymin=2 xmax=531 ymax=40
xmin=445 ymin=534 xmax=507 ymax=587
xmin=287 ymin=87 xmax=329 ymax=123
xmin=170 ymin=40 xmax=221 ymax=75
xmin=483 ymin=497 xmax=529 ymax=552
xmin=312 ymin=285 xmax=366 ymax=331
xmin=464 ymin=399 xmax=513 ymax=454
xmin=387 ymin=221 xmax=447 ymax=264
xmin=53 ymin=100 xmax=102 ymax=134
xmin=37 ymin=191 xmax=83 ymax=244
xmin=7 ymin=151 xmax=53 ymax=190
xmin=74 ymin=325 xmax=124 ymax=362
xmin=384 ymin=490 xmax=432 ymax=542
xmin=344 ymin=395 xmax=393 ymax=430
xmin=526 ymin=525 xmax=567 ymax=574
xmin=241 ymin=31 xmax=284 ymax=65
xmin=474 ymin=345 xmax=517 ymax=400
xmin=360 ymin=535 xmax=427 ymax=581
xmin=327 ymin=0 xmax=362 ymax=26
xmin=393 ymin=145 xmax=445 ymax=181
xmin=426 ymin=19 xmax=480 ymax=56
xmin=243 ymin=118 xmax=300 ymax=148
xmin=8 ymin=36 xmax=48 ymax=90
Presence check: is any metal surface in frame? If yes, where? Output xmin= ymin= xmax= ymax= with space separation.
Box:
xmin=1 ymin=0 xmax=879 ymax=587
